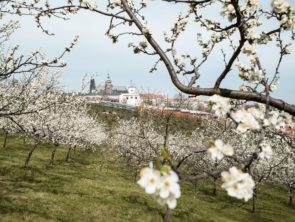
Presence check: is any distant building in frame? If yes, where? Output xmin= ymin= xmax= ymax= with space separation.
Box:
xmin=119 ymin=85 xmax=141 ymax=106
xmin=84 ymin=74 xmax=141 ymax=106
xmin=140 ymin=93 xmax=168 ymax=107
xmin=89 ymin=78 xmax=96 ymax=93
xmin=84 ymin=74 xmax=127 ymax=102
xmin=93 ymin=74 xmax=128 ymax=97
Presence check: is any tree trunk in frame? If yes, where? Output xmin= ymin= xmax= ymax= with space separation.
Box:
xmin=163 ymin=208 xmax=172 ymax=222
xmin=49 ymin=144 xmax=58 ymax=165
xmin=65 ymin=146 xmax=72 ymax=162
xmin=24 ymin=142 xmax=38 ymax=168
xmin=288 ymin=190 xmax=293 ymax=206
xmin=194 ymin=181 xmax=197 ymax=195
xmin=2 ymin=130 xmax=8 ymax=148
xmin=212 ymin=177 xmax=217 ymax=196
xmin=252 ymin=188 xmax=257 ymax=213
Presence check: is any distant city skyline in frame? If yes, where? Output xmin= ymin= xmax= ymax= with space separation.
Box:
xmin=8 ymin=1 xmax=295 ymax=104
xmin=87 ymin=74 xmax=171 ymax=96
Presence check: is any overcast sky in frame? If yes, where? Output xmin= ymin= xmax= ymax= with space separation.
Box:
xmin=8 ymin=0 xmax=295 ymax=103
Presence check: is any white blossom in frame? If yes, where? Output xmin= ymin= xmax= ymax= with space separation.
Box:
xmin=259 ymin=142 xmax=273 ymax=160
xmin=221 ymin=167 xmax=255 ymax=201
xmin=208 ymin=95 xmax=231 ymax=117
xmin=142 ymin=25 xmax=151 ymax=35
xmin=208 ymin=139 xmax=234 ymax=161
xmin=220 ymin=3 xmax=236 ymax=21
xmin=237 ymin=64 xmax=264 ymax=83
xmin=264 ymin=110 xmax=288 ymax=130
xmin=231 ymin=109 xmax=261 ymax=132
xmin=138 ymin=166 xmax=161 ymax=194
xmin=242 ymin=43 xmax=255 ymax=55
xmin=138 ymin=164 xmax=181 ymax=209
xmin=271 ymin=0 xmax=292 ymax=14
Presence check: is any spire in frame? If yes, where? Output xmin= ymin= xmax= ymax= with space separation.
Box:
xmin=89 ymin=78 xmax=96 ymax=94
xmin=129 ymin=80 xmax=135 ymax=88
xmin=105 ymin=73 xmax=113 ymax=94
xmin=105 ymin=73 xmax=112 ymax=84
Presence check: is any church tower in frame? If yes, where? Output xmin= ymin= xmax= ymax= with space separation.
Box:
xmin=89 ymin=78 xmax=96 ymax=94
xmin=104 ymin=74 xmax=113 ymax=95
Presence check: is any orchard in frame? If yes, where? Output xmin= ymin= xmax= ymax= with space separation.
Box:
xmin=0 ymin=1 xmax=295 ymax=221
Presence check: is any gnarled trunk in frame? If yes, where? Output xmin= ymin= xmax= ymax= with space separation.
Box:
xmin=65 ymin=146 xmax=72 ymax=162
xmin=194 ymin=181 xmax=197 ymax=195
xmin=252 ymin=187 xmax=257 ymax=213
xmin=2 ymin=130 xmax=8 ymax=148
xmin=163 ymin=208 xmax=172 ymax=222
xmin=49 ymin=143 xmax=58 ymax=165
xmin=24 ymin=142 xmax=39 ymax=168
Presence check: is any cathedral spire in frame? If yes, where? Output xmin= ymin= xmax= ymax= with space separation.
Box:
xmin=105 ymin=73 xmax=113 ymax=95
xmin=89 ymin=78 xmax=96 ymax=94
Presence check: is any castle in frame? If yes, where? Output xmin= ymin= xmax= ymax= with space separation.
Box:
xmin=89 ymin=74 xmax=128 ymax=96
xmin=85 ymin=74 xmax=141 ymax=106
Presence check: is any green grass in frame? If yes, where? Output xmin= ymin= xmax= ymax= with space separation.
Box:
xmin=0 ymin=134 xmax=294 ymax=222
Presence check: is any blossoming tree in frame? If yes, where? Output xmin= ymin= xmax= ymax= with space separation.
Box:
xmin=0 ymin=69 xmax=107 ymax=167
xmin=1 ymin=0 xmax=295 ymax=221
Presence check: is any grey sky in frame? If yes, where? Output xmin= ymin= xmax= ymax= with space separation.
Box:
xmin=8 ymin=0 xmax=295 ymax=103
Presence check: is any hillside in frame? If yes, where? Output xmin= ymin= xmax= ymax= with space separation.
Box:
xmin=0 ymin=134 xmax=294 ymax=222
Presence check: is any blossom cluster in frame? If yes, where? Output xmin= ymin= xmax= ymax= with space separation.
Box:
xmin=258 ymin=141 xmax=273 ymax=160
xmin=208 ymin=95 xmax=231 ymax=117
xmin=220 ymin=2 xmax=236 ymax=22
xmin=138 ymin=164 xmax=181 ymax=209
xmin=264 ymin=110 xmax=292 ymax=130
xmin=208 ymin=139 xmax=234 ymax=161
xmin=271 ymin=0 xmax=295 ymax=30
xmin=109 ymin=0 xmax=122 ymax=9
xmin=164 ymin=12 xmax=189 ymax=43
xmin=231 ymin=109 xmax=261 ymax=133
xmin=237 ymin=64 xmax=264 ymax=84
xmin=221 ymin=167 xmax=255 ymax=201
xmin=80 ymin=0 xmax=97 ymax=10
xmin=208 ymin=94 xmax=293 ymax=133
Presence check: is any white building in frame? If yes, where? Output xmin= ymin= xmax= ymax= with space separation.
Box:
xmin=119 ymin=86 xmax=141 ymax=106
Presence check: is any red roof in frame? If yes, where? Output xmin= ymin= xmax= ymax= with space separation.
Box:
xmin=284 ymin=125 xmax=295 ymax=138
xmin=140 ymin=93 xmax=167 ymax=99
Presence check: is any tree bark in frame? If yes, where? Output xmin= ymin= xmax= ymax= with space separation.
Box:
xmin=65 ymin=146 xmax=72 ymax=162
xmin=2 ymin=130 xmax=8 ymax=148
xmin=252 ymin=188 xmax=257 ymax=213
xmin=24 ymin=142 xmax=38 ymax=168
xmin=193 ymin=181 xmax=198 ymax=196
xmin=163 ymin=208 xmax=172 ymax=222
xmin=49 ymin=143 xmax=58 ymax=165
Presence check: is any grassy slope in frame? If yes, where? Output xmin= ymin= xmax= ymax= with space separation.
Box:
xmin=0 ymin=134 xmax=294 ymax=222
